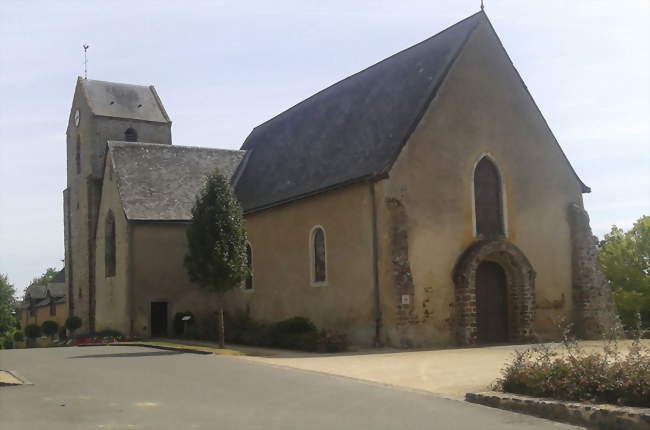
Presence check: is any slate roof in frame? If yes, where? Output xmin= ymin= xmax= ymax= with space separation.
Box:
xmin=235 ymin=13 xmax=483 ymax=212
xmin=47 ymin=283 xmax=66 ymax=298
xmin=109 ymin=142 xmax=247 ymax=221
xmin=51 ymin=268 xmax=65 ymax=284
xmin=24 ymin=285 xmax=47 ymax=300
xmin=80 ymin=78 xmax=170 ymax=123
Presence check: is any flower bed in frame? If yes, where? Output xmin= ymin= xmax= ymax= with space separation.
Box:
xmin=493 ymin=338 xmax=650 ymax=408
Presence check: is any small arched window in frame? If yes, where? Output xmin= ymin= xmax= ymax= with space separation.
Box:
xmin=105 ymin=210 xmax=116 ymax=277
xmin=244 ymin=243 xmax=253 ymax=290
xmin=124 ymin=128 xmax=138 ymax=142
xmin=311 ymin=226 xmax=327 ymax=285
xmin=473 ymin=156 xmax=504 ymax=238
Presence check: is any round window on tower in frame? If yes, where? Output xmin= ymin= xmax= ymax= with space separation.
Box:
xmin=124 ymin=128 xmax=138 ymax=142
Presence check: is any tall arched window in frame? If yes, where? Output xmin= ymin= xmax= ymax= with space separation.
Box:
xmin=311 ymin=226 xmax=327 ymax=285
xmin=244 ymin=243 xmax=253 ymax=290
xmin=124 ymin=128 xmax=138 ymax=142
xmin=105 ymin=210 xmax=116 ymax=277
xmin=474 ymin=156 xmax=504 ymax=238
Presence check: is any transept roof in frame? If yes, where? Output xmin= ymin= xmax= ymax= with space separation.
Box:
xmin=108 ymin=142 xmax=246 ymax=221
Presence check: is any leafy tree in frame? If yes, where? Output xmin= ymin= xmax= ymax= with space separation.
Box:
xmin=185 ymin=170 xmax=248 ymax=348
xmin=28 ymin=267 xmax=59 ymax=288
xmin=598 ymin=215 xmax=650 ymax=329
xmin=41 ymin=320 xmax=59 ymax=340
xmin=0 ymin=273 xmax=17 ymax=336
xmin=24 ymin=324 xmax=42 ymax=346
xmin=65 ymin=316 xmax=82 ymax=338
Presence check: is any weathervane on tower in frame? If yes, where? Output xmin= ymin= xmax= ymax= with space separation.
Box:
xmin=481 ymin=0 xmax=484 ymax=10
xmin=83 ymin=44 xmax=90 ymax=79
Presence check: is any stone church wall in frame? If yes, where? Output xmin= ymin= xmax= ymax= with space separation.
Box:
xmin=233 ymin=182 xmax=378 ymax=346
xmin=568 ymin=204 xmax=621 ymax=338
xmin=94 ymin=157 xmax=131 ymax=335
xmin=376 ymin=19 xmax=585 ymax=347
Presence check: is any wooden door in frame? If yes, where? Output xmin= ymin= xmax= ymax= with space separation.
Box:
xmin=476 ymin=262 xmax=508 ymax=343
xmin=150 ymin=301 xmax=168 ymax=337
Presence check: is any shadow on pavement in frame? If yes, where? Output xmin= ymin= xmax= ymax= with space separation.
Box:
xmin=67 ymin=351 xmax=182 ymax=359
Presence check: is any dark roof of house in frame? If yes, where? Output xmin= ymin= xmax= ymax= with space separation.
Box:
xmin=47 ymin=283 xmax=66 ymax=297
xmin=108 ymin=142 xmax=247 ymax=221
xmin=24 ymin=285 xmax=47 ymax=300
xmin=51 ymin=268 xmax=65 ymax=284
xmin=80 ymin=78 xmax=170 ymax=123
xmin=235 ymin=13 xmax=483 ymax=212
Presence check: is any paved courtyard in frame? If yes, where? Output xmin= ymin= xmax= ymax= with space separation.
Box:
xmin=221 ymin=339 xmax=650 ymax=400
xmin=0 ymin=346 xmax=579 ymax=429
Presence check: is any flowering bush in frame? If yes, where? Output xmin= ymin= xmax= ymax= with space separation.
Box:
xmin=494 ymin=326 xmax=650 ymax=407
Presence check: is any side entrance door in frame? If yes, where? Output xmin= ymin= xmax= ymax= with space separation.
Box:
xmin=476 ymin=262 xmax=509 ymax=343
xmin=150 ymin=301 xmax=168 ymax=337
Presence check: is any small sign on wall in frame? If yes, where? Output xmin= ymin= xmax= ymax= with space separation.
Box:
xmin=401 ymin=294 xmax=410 ymax=305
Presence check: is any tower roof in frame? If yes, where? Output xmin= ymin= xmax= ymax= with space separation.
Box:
xmin=235 ymin=12 xmax=483 ymax=212
xmin=79 ymin=78 xmax=170 ymax=123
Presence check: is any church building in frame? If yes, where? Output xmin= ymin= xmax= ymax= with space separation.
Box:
xmin=63 ymin=11 xmax=617 ymax=348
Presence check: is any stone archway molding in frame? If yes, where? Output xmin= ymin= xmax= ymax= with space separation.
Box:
xmin=453 ymin=239 xmax=536 ymax=345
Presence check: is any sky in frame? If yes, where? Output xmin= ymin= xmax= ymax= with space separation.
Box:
xmin=0 ymin=0 xmax=648 ymax=296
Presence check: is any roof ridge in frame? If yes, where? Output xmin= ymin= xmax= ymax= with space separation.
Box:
xmin=242 ymin=11 xmax=484 ymax=150
xmin=82 ymin=77 xmax=153 ymax=89
xmin=108 ymin=141 xmax=246 ymax=153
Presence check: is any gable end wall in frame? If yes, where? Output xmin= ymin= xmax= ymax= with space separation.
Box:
xmin=378 ymin=20 xmax=585 ymax=346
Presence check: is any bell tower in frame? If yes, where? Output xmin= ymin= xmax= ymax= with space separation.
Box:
xmin=63 ymin=77 xmax=171 ymax=332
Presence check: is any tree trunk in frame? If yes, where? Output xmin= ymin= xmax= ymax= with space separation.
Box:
xmin=218 ymin=306 xmax=225 ymax=349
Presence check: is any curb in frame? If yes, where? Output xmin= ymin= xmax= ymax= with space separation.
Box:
xmin=466 ymin=391 xmax=650 ymax=430
xmin=109 ymin=343 xmax=213 ymax=355
xmin=0 ymin=369 xmax=32 ymax=386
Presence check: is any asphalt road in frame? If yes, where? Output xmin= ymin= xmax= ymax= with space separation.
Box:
xmin=0 ymin=346 xmax=578 ymax=430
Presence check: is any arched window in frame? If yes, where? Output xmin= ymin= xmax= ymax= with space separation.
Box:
xmin=473 ymin=156 xmax=504 ymax=238
xmin=310 ymin=226 xmax=327 ymax=285
xmin=105 ymin=210 xmax=116 ymax=277
xmin=244 ymin=243 xmax=253 ymax=290
xmin=124 ymin=128 xmax=138 ymax=142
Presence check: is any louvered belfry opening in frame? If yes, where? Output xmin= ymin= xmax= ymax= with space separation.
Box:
xmin=124 ymin=127 xmax=138 ymax=142
xmin=474 ymin=157 xmax=503 ymax=238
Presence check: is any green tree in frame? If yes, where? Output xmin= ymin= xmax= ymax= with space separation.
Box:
xmin=0 ymin=273 xmax=17 ymax=336
xmin=65 ymin=316 xmax=82 ymax=338
xmin=28 ymin=267 xmax=59 ymax=288
xmin=24 ymin=324 xmax=42 ymax=347
xmin=598 ymin=215 xmax=650 ymax=329
xmin=41 ymin=320 xmax=59 ymax=340
xmin=185 ymin=170 xmax=248 ymax=348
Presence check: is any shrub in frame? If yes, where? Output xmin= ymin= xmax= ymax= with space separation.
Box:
xmin=41 ymin=320 xmax=59 ymax=339
xmin=494 ymin=337 xmax=650 ymax=408
xmin=172 ymin=312 xmax=195 ymax=337
xmin=65 ymin=316 xmax=82 ymax=335
xmin=317 ymin=330 xmax=348 ymax=353
xmin=270 ymin=317 xmax=318 ymax=349
xmin=58 ymin=326 xmax=67 ymax=341
xmin=2 ymin=336 xmax=13 ymax=349
xmin=13 ymin=331 xmax=24 ymax=342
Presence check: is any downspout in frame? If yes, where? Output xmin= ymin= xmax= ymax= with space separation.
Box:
xmin=127 ymin=221 xmax=134 ymax=337
xmin=369 ymin=181 xmax=382 ymax=347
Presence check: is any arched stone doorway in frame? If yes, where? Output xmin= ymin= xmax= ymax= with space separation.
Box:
xmin=453 ymin=239 xmax=536 ymax=345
